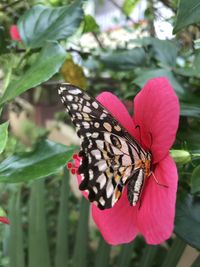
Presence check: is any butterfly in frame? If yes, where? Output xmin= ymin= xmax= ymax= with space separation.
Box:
xmin=58 ymin=83 xmax=152 ymax=210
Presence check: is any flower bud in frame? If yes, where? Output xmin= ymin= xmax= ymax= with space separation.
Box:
xmin=170 ymin=149 xmax=191 ymax=164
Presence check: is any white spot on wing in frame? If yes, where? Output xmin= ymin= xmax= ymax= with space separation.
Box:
xmin=82 ymin=121 xmax=90 ymax=129
xmin=94 ymin=122 xmax=100 ymax=128
xmin=72 ymin=104 xmax=78 ymax=110
xmin=96 ymin=140 xmax=104 ymax=149
xmin=100 ymin=113 xmax=107 ymax=120
xmin=92 ymin=102 xmax=99 ymax=109
xmin=66 ymin=95 xmax=73 ymax=101
xmin=93 ymin=186 xmax=98 ymax=194
xmin=99 ymin=197 xmax=105 ymax=206
xmin=92 ymin=132 xmax=99 ymax=138
xmin=89 ymin=169 xmax=94 ymax=180
xmin=106 ymin=181 xmax=114 ymax=198
xmin=83 ymin=106 xmax=92 ymax=113
xmin=96 ymin=160 xmax=107 ymax=172
xmin=69 ymin=89 xmax=81 ymax=95
xmin=97 ymin=174 xmax=107 ymax=189
xmin=91 ymin=149 xmax=101 ymax=160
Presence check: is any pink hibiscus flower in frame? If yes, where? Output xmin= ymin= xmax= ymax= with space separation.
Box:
xmin=10 ymin=25 xmax=21 ymax=41
xmin=69 ymin=77 xmax=179 ymax=245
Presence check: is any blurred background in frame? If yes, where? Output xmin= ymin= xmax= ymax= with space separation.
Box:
xmin=0 ymin=0 xmax=200 ymax=266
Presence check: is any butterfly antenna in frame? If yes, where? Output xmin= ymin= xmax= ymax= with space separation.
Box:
xmin=135 ymin=125 xmax=142 ymax=145
xmin=148 ymin=132 xmax=153 ymax=151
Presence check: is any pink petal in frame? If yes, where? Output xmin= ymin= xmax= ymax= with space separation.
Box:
xmin=97 ymin=92 xmax=136 ymax=137
xmin=92 ymin=189 xmax=138 ymax=245
xmin=137 ymin=155 xmax=178 ymax=244
xmin=133 ymin=77 xmax=180 ymax=163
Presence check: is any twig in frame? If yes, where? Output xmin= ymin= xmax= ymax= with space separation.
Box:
xmin=109 ymin=0 xmax=135 ymax=24
xmin=92 ymin=32 xmax=105 ymax=50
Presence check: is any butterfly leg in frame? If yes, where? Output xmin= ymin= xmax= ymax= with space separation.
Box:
xmin=151 ymin=172 xmax=168 ymax=188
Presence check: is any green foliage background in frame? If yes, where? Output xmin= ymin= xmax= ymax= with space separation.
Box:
xmin=0 ymin=0 xmax=200 ymax=266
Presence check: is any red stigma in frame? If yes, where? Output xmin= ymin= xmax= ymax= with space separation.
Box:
xmin=71 ymin=168 xmax=76 ymax=175
xmin=73 ymin=154 xmax=79 ymax=160
xmin=67 ymin=162 xmax=73 ymax=169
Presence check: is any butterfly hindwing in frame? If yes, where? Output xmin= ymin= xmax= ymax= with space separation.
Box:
xmin=58 ymin=83 xmax=149 ymax=209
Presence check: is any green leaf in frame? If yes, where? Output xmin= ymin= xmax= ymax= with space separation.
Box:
xmin=191 ymin=254 xmax=200 ymax=267
xmin=28 ymin=179 xmax=50 ymax=267
xmin=173 ymin=0 xmax=200 ymax=33
xmin=83 ymin=15 xmax=99 ymax=33
xmin=191 ymin=165 xmax=200 ymax=194
xmin=133 ymin=68 xmax=185 ymax=97
xmin=0 ymin=140 xmax=74 ymax=183
xmin=8 ymin=188 xmax=25 ymax=267
xmin=94 ymin=237 xmax=111 ymax=267
xmin=180 ymin=103 xmax=200 ymax=118
xmin=175 ymin=194 xmax=200 ymax=249
xmin=161 ymin=237 xmax=186 ymax=267
xmin=17 ymin=1 xmax=83 ymax=48
xmin=134 ymin=37 xmax=178 ymax=66
xmin=0 ymin=42 xmax=66 ymax=106
xmin=117 ymin=242 xmax=135 ymax=267
xmin=174 ymin=51 xmax=200 ymax=77
xmin=100 ymin=48 xmax=146 ymax=71
xmin=73 ymin=197 xmax=89 ymax=267
xmin=0 ymin=121 xmax=9 ymax=154
xmin=140 ymin=245 xmax=159 ymax=267
xmin=122 ymin=0 xmax=140 ymax=16
xmin=0 ymin=26 xmax=9 ymax=54
xmin=55 ymin=168 xmax=69 ymax=267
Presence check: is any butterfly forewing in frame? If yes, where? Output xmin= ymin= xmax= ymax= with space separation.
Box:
xmin=58 ymin=83 xmax=150 ymax=210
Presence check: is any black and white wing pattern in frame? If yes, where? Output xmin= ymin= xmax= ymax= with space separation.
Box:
xmin=58 ymin=83 xmax=151 ymax=210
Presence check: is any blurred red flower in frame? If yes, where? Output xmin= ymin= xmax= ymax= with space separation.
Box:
xmin=10 ymin=25 xmax=21 ymax=41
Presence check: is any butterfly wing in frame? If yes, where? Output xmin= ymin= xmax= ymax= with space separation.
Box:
xmin=58 ymin=83 xmax=146 ymax=209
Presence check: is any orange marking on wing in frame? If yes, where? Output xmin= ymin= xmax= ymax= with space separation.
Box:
xmin=115 ymin=189 xmax=121 ymax=200
xmin=114 ymin=174 xmax=120 ymax=183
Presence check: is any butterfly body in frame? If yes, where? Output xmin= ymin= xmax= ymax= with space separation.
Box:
xmin=58 ymin=83 xmax=152 ymax=210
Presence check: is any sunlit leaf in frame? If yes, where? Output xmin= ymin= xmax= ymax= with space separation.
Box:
xmin=0 ymin=42 xmax=66 ymax=106
xmin=18 ymin=1 xmax=83 ymax=48
xmin=122 ymin=0 xmax=140 ymax=16
xmin=0 ymin=121 xmax=9 ymax=154
xmin=83 ymin=15 xmax=99 ymax=33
